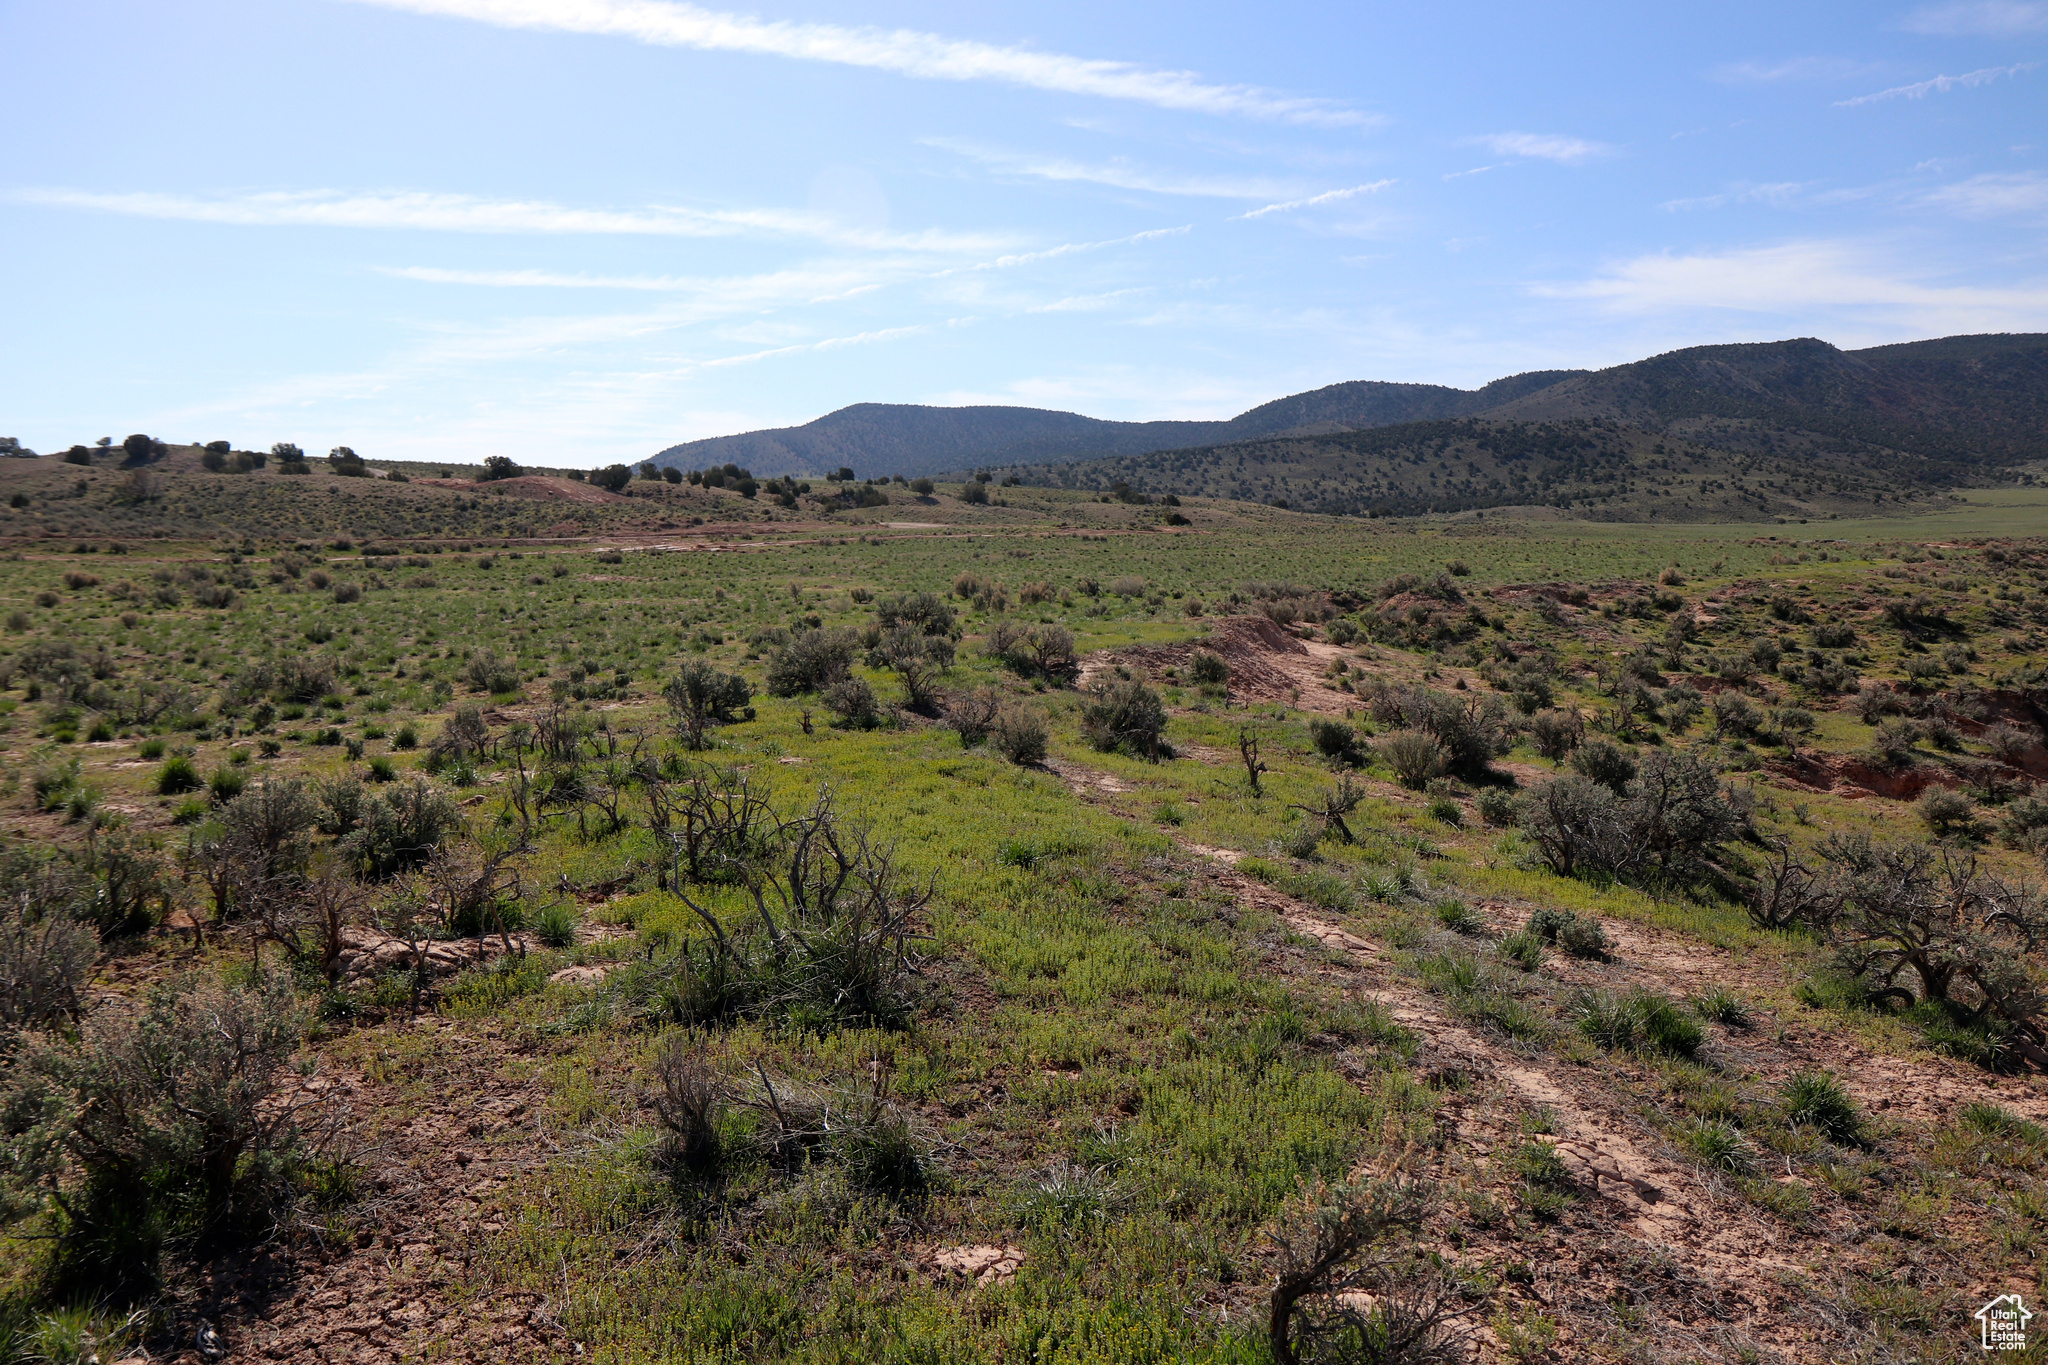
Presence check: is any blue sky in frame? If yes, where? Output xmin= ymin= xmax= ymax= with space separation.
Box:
xmin=3 ymin=0 xmax=2044 ymax=467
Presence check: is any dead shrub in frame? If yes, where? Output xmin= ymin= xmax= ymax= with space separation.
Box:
xmin=1266 ymin=1175 xmax=1460 ymax=1365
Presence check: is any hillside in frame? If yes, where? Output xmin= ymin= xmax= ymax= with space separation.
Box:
xmin=998 ymin=334 xmax=2048 ymax=522
xmin=647 ymin=369 xmax=1588 ymax=479
xmin=1487 ymin=333 xmax=2048 ymax=469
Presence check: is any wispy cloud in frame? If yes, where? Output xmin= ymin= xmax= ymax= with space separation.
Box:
xmin=1466 ymin=132 xmax=1612 ymax=164
xmin=1914 ymin=170 xmax=2048 ymax=216
xmin=1713 ymin=56 xmax=1882 ymax=83
xmin=1660 ymin=182 xmax=1806 ymax=212
xmin=1835 ymin=62 xmax=2035 ymax=106
xmin=377 ymin=264 xmax=896 ymax=298
xmin=1026 ymin=288 xmax=1151 ymax=313
xmin=348 ymin=0 xmax=1373 ymax=126
xmin=1233 ymin=180 xmax=1395 ymax=220
xmin=1535 ymin=238 xmax=2048 ymax=334
xmin=694 ymin=323 xmax=937 ymax=370
xmin=1900 ymin=1 xmax=2048 ymax=36
xmin=968 ymin=225 xmax=1193 ymax=271
xmin=923 ymin=139 xmax=1296 ymax=199
xmin=15 ymin=187 xmax=1010 ymax=252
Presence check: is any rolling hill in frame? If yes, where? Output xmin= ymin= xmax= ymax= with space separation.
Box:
xmin=992 ymin=334 xmax=2048 ymax=522
xmin=648 ymin=369 xmax=1587 ymax=479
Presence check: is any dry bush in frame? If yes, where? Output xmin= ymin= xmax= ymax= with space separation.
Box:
xmin=1378 ymin=731 xmax=1444 ymax=789
xmin=992 ymin=705 xmax=1050 ymax=766
xmin=1080 ymin=679 xmax=1169 ymax=759
xmin=0 ymin=852 xmax=97 ymax=1032
xmin=648 ymin=1034 xmax=727 ymax=1176
xmin=1527 ymin=708 xmax=1583 ymax=761
xmin=1807 ymin=840 xmax=2048 ymax=1068
xmin=669 ymin=790 xmax=931 ymax=1029
xmin=944 ymin=686 xmax=1003 ymax=748
xmin=663 ymin=660 xmax=753 ymax=750
xmin=4 ymin=974 xmax=333 ymax=1287
xmin=1266 ymin=1175 xmax=1460 ymax=1365
xmin=867 ymin=626 xmax=954 ymax=712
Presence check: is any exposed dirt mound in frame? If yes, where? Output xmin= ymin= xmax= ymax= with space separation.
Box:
xmin=1078 ymin=614 xmax=1357 ymax=713
xmin=1768 ymin=752 xmax=1968 ymax=800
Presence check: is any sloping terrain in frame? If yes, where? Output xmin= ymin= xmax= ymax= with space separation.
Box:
xmin=649 ymin=333 xmax=2048 ymax=498
xmin=996 ymin=334 xmax=2048 ymax=522
xmin=648 ymin=371 xmax=1588 ymax=479
xmin=3 ymin=498 xmax=2047 ymax=1363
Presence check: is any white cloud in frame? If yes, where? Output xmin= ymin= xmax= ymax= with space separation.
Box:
xmin=1836 ymin=62 xmax=2035 ymax=106
xmin=1233 ymin=180 xmax=1395 ymax=220
xmin=349 ymin=0 xmax=1373 ymax=126
xmin=1466 ymin=132 xmax=1612 ymax=164
xmin=15 ymin=187 xmax=1010 ymax=252
xmin=1535 ymin=239 xmax=2048 ymax=336
xmin=967 ymin=225 xmax=1192 ymax=271
xmin=1026 ymin=288 xmax=1151 ymax=313
xmin=377 ymin=263 xmax=902 ymax=304
xmin=1914 ymin=170 xmax=2048 ymax=216
xmin=923 ymin=139 xmax=1295 ymax=199
xmin=694 ymin=323 xmax=936 ymax=370
xmin=1900 ymin=1 xmax=2048 ymax=36
xmin=1659 ymin=182 xmax=1806 ymax=212
xmin=1713 ymin=56 xmax=1882 ymax=82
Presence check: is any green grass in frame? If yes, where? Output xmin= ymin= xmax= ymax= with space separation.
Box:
xmin=1 ymin=478 xmax=2044 ymax=1361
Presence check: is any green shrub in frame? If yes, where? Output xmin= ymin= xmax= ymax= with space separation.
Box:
xmin=1079 ymin=679 xmax=1169 ymax=759
xmin=1781 ymin=1070 xmax=1864 ymax=1146
xmin=155 ymin=755 xmax=202 ymax=795
xmin=1378 ymin=731 xmax=1443 ymax=789
xmin=1573 ymin=988 xmax=1702 ymax=1057
xmin=533 ymin=902 xmax=579 ymax=948
xmin=1693 ymin=987 xmax=1750 ymax=1028
xmin=1569 ymin=738 xmax=1637 ymax=793
xmin=208 ymin=766 xmax=246 ymax=803
xmin=1916 ymin=787 xmax=1976 ymax=839
xmin=137 ymin=738 xmax=166 ymax=760
xmin=1525 ymin=905 xmax=1608 ymax=959
xmin=765 ymin=628 xmax=857 ymax=696
xmin=1496 ymin=930 xmax=1544 ymax=972
xmin=823 ymin=676 xmax=881 ymax=729
xmin=1475 ymin=788 xmax=1518 ymax=827
xmin=1189 ymin=651 xmax=1228 ymax=686
xmin=1434 ymin=899 xmax=1487 ymax=935
xmin=1308 ymin=717 xmax=1362 ymax=765
xmin=1675 ymin=1118 xmax=1755 ymax=1174
xmin=39 ymin=975 xmax=311 ymax=1290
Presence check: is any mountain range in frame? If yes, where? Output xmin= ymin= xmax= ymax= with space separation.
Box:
xmin=649 ymin=370 xmax=1586 ymax=479
xmin=651 ymin=332 xmax=2048 ymax=522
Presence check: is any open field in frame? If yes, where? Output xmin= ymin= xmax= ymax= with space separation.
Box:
xmin=2 ymin=450 xmax=2047 ymax=1363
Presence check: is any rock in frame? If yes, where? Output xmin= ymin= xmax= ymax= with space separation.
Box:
xmin=928 ymin=1243 xmax=1027 ymax=1287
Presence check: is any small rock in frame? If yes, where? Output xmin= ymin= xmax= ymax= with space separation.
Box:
xmin=928 ymin=1243 xmax=1027 ymax=1287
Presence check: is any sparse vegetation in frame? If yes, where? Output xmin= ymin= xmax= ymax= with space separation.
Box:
xmin=0 ymin=450 xmax=2040 ymax=1362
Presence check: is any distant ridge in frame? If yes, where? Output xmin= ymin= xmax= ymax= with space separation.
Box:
xmin=992 ymin=332 xmax=2048 ymax=523
xmin=649 ymin=369 xmax=1589 ymax=478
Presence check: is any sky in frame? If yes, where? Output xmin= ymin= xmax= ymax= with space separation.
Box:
xmin=2 ymin=0 xmax=2045 ymax=468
